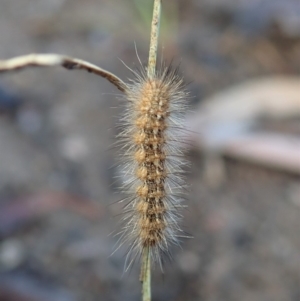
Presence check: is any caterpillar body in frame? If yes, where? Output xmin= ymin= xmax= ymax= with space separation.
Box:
xmin=117 ymin=66 xmax=189 ymax=269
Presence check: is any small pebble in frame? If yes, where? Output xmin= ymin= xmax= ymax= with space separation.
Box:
xmin=60 ymin=136 xmax=89 ymax=161
xmin=177 ymin=251 xmax=200 ymax=274
xmin=0 ymin=239 xmax=25 ymax=270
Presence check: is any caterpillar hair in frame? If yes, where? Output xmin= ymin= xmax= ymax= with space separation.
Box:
xmin=116 ymin=63 xmax=189 ymax=270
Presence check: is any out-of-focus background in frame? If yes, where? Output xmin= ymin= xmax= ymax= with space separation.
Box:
xmin=0 ymin=0 xmax=300 ymax=300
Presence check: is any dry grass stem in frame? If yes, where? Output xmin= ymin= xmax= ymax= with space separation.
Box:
xmin=0 ymin=53 xmax=127 ymax=92
xmin=141 ymin=247 xmax=151 ymax=301
xmin=141 ymin=1 xmax=162 ymax=300
xmin=147 ymin=0 xmax=162 ymax=78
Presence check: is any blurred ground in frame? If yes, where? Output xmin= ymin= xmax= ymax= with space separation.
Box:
xmin=0 ymin=0 xmax=299 ymax=300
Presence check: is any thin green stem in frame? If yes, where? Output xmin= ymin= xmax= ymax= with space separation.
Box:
xmin=141 ymin=247 xmax=151 ymax=301
xmin=147 ymin=0 xmax=162 ymax=78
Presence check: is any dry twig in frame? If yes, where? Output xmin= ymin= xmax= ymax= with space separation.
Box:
xmin=0 ymin=53 xmax=127 ymax=92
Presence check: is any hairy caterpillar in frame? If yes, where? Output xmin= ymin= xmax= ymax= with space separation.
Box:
xmin=116 ymin=64 xmax=189 ymax=270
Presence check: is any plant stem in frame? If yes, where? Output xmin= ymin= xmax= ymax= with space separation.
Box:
xmin=141 ymin=1 xmax=162 ymax=301
xmin=141 ymin=247 xmax=151 ymax=301
xmin=147 ymin=0 xmax=162 ymax=78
